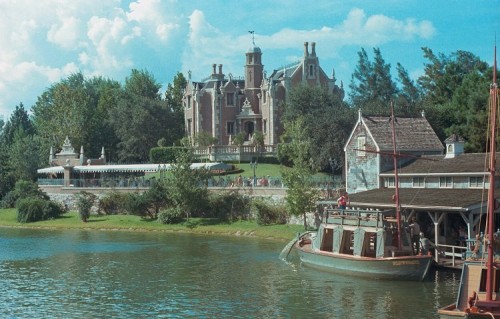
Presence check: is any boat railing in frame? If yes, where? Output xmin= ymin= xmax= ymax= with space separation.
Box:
xmin=323 ymin=209 xmax=394 ymax=228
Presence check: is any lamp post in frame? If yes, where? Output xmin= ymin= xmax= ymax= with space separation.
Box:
xmin=250 ymin=158 xmax=258 ymax=187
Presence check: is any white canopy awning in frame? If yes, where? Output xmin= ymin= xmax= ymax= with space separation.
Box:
xmin=37 ymin=162 xmax=232 ymax=174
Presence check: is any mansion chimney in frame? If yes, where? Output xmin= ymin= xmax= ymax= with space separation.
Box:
xmin=304 ymin=42 xmax=309 ymax=56
xmin=311 ymin=42 xmax=316 ymax=56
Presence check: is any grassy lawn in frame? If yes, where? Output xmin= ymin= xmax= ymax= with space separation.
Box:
xmin=0 ymin=208 xmax=304 ymax=241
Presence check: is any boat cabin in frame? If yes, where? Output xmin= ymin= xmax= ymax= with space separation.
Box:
xmin=315 ymin=209 xmax=413 ymax=258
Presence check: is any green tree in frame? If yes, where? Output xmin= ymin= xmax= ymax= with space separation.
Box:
xmin=0 ymin=143 xmax=15 ymax=200
xmin=1 ymin=103 xmax=35 ymax=146
xmin=111 ymin=69 xmax=178 ymax=162
xmin=280 ymin=118 xmax=319 ymax=229
xmin=418 ymin=48 xmax=490 ymax=150
xmin=142 ymin=180 xmax=170 ymax=219
xmin=32 ymin=73 xmax=121 ymax=160
xmin=349 ymin=48 xmax=398 ymax=115
xmin=8 ymin=132 xmax=47 ymax=182
xmin=75 ymin=191 xmax=96 ymax=222
xmin=164 ymin=72 xmax=187 ymax=145
xmin=194 ymin=132 xmax=217 ymax=147
xmin=394 ymin=63 xmax=422 ymax=116
xmin=165 ymin=143 xmax=209 ymax=221
xmin=283 ymin=85 xmax=354 ymax=172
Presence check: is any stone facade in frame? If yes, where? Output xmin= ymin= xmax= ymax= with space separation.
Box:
xmin=184 ymin=42 xmax=344 ymax=147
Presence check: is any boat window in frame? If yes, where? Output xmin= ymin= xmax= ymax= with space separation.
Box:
xmin=361 ymin=232 xmax=376 ymax=257
xmin=340 ymin=230 xmax=354 ymax=255
xmin=320 ymin=228 xmax=334 ymax=252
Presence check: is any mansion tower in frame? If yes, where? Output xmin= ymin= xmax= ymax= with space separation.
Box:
xmin=183 ymin=42 xmax=344 ymax=146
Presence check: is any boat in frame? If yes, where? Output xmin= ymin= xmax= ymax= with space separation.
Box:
xmin=282 ymin=105 xmax=433 ymax=281
xmin=437 ymin=47 xmax=500 ymax=318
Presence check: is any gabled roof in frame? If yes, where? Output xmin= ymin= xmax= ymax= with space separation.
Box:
xmin=380 ymin=153 xmax=500 ymax=176
xmin=362 ymin=115 xmax=443 ymax=152
xmin=269 ymin=62 xmax=301 ymax=81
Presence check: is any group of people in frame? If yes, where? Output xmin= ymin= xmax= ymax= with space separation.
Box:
xmin=409 ymin=217 xmax=435 ymax=256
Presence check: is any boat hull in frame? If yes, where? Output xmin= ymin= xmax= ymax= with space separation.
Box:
xmin=296 ymin=243 xmax=432 ymax=281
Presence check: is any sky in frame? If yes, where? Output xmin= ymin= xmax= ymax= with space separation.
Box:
xmin=0 ymin=0 xmax=499 ymax=120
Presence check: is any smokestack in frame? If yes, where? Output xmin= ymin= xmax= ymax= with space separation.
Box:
xmin=304 ymin=42 xmax=309 ymax=56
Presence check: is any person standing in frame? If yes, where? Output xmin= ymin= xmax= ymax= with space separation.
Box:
xmin=337 ymin=192 xmax=349 ymax=210
xmin=419 ymin=232 xmax=436 ymax=256
xmin=409 ymin=217 xmax=421 ymax=255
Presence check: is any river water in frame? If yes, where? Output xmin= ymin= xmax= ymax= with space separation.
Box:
xmin=0 ymin=228 xmax=459 ymax=318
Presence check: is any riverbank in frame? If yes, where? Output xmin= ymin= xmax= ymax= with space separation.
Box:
xmin=0 ymin=209 xmax=304 ymax=241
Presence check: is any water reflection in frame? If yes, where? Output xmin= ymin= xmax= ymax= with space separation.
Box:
xmin=0 ymin=228 xmax=459 ymax=318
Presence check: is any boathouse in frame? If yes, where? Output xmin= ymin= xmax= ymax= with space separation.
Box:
xmin=342 ymin=112 xmax=500 ymax=268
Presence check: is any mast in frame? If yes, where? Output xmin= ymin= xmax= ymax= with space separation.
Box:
xmin=390 ymin=103 xmax=402 ymax=250
xmin=486 ymin=44 xmax=498 ymax=301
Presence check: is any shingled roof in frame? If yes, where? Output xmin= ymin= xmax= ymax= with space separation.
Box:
xmin=362 ymin=115 xmax=443 ymax=152
xmin=379 ymin=152 xmax=500 ymax=175
xmin=348 ymin=188 xmax=495 ymax=212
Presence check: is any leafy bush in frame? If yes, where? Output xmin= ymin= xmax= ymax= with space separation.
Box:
xmin=252 ymin=199 xmax=288 ymax=225
xmin=98 ymin=192 xmax=130 ymax=215
xmin=158 ymin=206 xmax=184 ymax=224
xmin=150 ymin=147 xmax=187 ymax=163
xmin=17 ymin=197 xmax=64 ymax=223
xmin=206 ymin=192 xmax=251 ymax=222
xmin=1 ymin=180 xmax=49 ymax=208
xmin=124 ymin=193 xmax=150 ymax=218
xmin=75 ymin=191 xmax=97 ymax=222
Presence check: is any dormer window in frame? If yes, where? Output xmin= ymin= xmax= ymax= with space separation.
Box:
xmin=386 ymin=177 xmax=395 ymax=188
xmin=470 ymin=176 xmax=484 ymax=188
xmin=440 ymin=177 xmax=453 ymax=188
xmin=413 ymin=177 xmax=425 ymax=188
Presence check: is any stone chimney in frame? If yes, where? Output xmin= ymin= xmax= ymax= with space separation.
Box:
xmin=304 ymin=42 xmax=309 ymax=56
xmin=218 ymin=64 xmax=223 ymax=75
xmin=212 ymin=64 xmax=217 ymax=75
xmin=311 ymin=42 xmax=316 ymax=56
xmin=444 ymin=134 xmax=465 ymax=158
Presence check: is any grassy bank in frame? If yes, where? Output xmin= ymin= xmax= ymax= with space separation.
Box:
xmin=0 ymin=209 xmax=304 ymax=241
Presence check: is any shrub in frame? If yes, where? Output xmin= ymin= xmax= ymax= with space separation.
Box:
xmin=252 ymin=199 xmax=288 ymax=225
xmin=206 ymin=192 xmax=251 ymax=222
xmin=75 ymin=191 xmax=97 ymax=222
xmin=124 ymin=193 xmax=150 ymax=218
xmin=150 ymin=146 xmax=188 ymax=163
xmin=158 ymin=206 xmax=184 ymax=224
xmin=17 ymin=197 xmax=64 ymax=223
xmin=98 ymin=192 xmax=130 ymax=215
xmin=1 ymin=180 xmax=49 ymax=208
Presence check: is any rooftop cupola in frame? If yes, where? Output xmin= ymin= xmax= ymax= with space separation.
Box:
xmin=444 ymin=134 xmax=465 ymax=158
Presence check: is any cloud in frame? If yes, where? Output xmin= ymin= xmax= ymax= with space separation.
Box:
xmin=182 ymin=7 xmax=436 ymax=79
xmin=126 ymin=0 xmax=180 ymax=42
xmin=47 ymin=16 xmax=82 ymax=50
